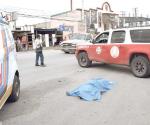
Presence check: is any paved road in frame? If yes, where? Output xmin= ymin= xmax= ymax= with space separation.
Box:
xmin=0 ymin=49 xmax=150 ymax=125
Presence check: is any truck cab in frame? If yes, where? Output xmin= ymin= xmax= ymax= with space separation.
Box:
xmin=0 ymin=15 xmax=20 ymax=109
xmin=76 ymin=27 xmax=150 ymax=78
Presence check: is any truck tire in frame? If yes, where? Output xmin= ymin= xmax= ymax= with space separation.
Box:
xmin=64 ymin=51 xmax=69 ymax=54
xmin=77 ymin=52 xmax=92 ymax=67
xmin=131 ymin=56 xmax=150 ymax=78
xmin=8 ymin=75 xmax=20 ymax=102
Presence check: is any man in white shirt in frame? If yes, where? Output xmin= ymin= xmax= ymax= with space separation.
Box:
xmin=34 ymin=35 xmax=45 ymax=66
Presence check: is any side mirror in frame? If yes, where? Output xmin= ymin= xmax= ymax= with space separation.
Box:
xmin=90 ymin=39 xmax=95 ymax=44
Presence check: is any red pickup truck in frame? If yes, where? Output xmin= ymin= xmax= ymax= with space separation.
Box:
xmin=76 ymin=27 xmax=150 ymax=78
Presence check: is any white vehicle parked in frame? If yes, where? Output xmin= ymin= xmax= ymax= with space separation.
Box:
xmin=0 ymin=15 xmax=20 ymax=109
xmin=60 ymin=33 xmax=92 ymax=53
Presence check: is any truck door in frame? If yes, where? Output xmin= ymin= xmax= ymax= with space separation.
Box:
xmin=0 ymin=26 xmax=8 ymax=98
xmin=107 ymin=30 xmax=128 ymax=64
xmin=89 ymin=32 xmax=109 ymax=63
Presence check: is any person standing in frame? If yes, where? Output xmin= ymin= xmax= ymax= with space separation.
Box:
xmin=16 ymin=37 xmax=21 ymax=52
xmin=34 ymin=35 xmax=46 ymax=66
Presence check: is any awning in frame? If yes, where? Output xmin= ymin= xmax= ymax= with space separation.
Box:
xmin=34 ymin=28 xmax=58 ymax=34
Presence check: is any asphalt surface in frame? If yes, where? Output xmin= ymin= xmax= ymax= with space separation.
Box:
xmin=0 ymin=49 xmax=150 ymax=125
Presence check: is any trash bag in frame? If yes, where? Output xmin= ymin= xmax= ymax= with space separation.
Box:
xmin=66 ymin=78 xmax=114 ymax=101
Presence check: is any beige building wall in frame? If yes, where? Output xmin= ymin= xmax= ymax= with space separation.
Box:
xmin=34 ymin=22 xmax=51 ymax=29
xmin=51 ymin=10 xmax=86 ymax=38
xmin=50 ymin=19 xmax=86 ymax=38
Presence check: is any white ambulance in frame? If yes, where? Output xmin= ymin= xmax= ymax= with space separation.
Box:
xmin=0 ymin=15 xmax=20 ymax=109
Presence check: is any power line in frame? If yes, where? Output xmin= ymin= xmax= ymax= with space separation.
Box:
xmin=0 ymin=6 xmax=52 ymax=19
xmin=0 ymin=9 xmax=51 ymax=19
xmin=16 ymin=13 xmax=51 ymax=19
xmin=0 ymin=6 xmax=52 ymax=15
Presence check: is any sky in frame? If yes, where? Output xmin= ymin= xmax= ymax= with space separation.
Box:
xmin=0 ymin=0 xmax=150 ymax=26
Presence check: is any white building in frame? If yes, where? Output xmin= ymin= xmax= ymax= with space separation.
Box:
xmin=8 ymin=2 xmax=119 ymax=49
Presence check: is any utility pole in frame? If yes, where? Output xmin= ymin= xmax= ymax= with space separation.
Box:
xmin=81 ymin=0 xmax=84 ymax=21
xmin=80 ymin=0 xmax=86 ymax=32
xmin=120 ymin=11 xmax=125 ymax=28
xmin=70 ymin=0 xmax=73 ymax=11
xmin=133 ymin=8 xmax=138 ymax=27
xmin=134 ymin=8 xmax=138 ymax=18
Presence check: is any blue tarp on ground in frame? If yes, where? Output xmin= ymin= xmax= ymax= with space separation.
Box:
xmin=66 ymin=78 xmax=114 ymax=101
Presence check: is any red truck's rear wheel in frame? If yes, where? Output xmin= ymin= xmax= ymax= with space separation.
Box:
xmin=131 ymin=56 xmax=150 ymax=78
xmin=77 ymin=52 xmax=92 ymax=67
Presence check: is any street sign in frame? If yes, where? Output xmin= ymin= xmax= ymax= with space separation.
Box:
xmin=59 ymin=24 xmax=65 ymax=31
